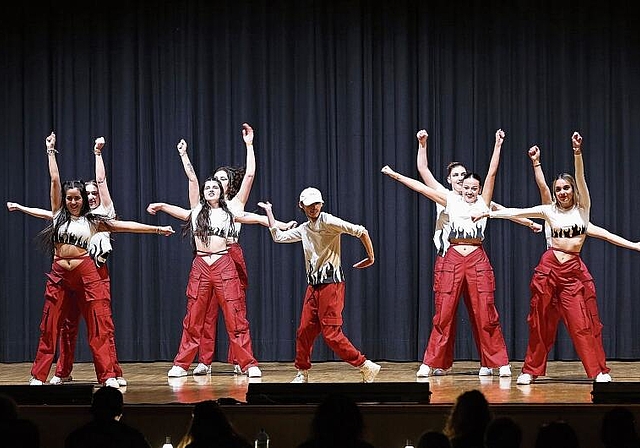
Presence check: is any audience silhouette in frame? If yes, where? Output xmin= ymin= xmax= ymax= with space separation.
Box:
xmin=534 ymin=420 xmax=579 ymax=448
xmin=0 ymin=393 xmax=40 ymax=448
xmin=177 ymin=400 xmax=251 ymax=448
xmin=484 ymin=416 xmax=522 ymax=448
xmin=444 ymin=389 xmax=491 ymax=448
xmin=601 ymin=406 xmax=640 ymax=448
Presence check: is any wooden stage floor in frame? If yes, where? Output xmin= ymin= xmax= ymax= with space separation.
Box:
xmin=2 ymin=359 xmax=640 ymax=404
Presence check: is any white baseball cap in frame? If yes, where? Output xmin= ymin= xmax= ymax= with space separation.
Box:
xmin=299 ymin=187 xmax=324 ymax=206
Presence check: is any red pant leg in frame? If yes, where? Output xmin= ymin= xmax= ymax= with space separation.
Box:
xmin=224 ymin=243 xmax=254 ymax=366
xmin=579 ymin=259 xmax=609 ymax=374
xmin=294 ymin=285 xmax=323 ymax=370
xmin=216 ymin=255 xmax=258 ymax=370
xmin=54 ymin=294 xmax=81 ymax=378
xmin=31 ymin=264 xmax=70 ymax=382
xmin=173 ymin=257 xmax=217 ymax=370
xmin=423 ymin=250 xmax=467 ymax=369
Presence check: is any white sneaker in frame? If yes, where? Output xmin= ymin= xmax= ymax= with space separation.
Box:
xmin=28 ymin=377 xmax=43 ymax=386
xmin=49 ymin=375 xmax=72 ymax=385
xmin=359 ymin=360 xmax=381 ymax=383
xmin=416 ymin=364 xmax=431 ymax=377
xmin=247 ymin=366 xmax=262 ymax=378
xmin=291 ymin=370 xmax=309 ymax=383
xmin=433 ymin=368 xmax=449 ymax=376
xmin=499 ymin=365 xmax=512 ymax=377
xmin=193 ymin=363 xmax=211 ymax=376
xmin=167 ymin=365 xmax=188 ymax=377
xmin=516 ymin=373 xmax=535 ymax=385
xmin=116 ymin=377 xmax=128 ymax=386
xmin=233 ymin=364 xmax=243 ymax=375
xmin=595 ymin=372 xmax=612 ymax=382
xmin=478 ymin=367 xmax=493 ymax=376
xmin=104 ymin=377 xmax=120 ymax=388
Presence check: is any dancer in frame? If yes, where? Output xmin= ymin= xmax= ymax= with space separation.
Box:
xmin=472 ymin=132 xmax=611 ymax=383
xmin=148 ymin=139 xmax=260 ymax=378
xmin=382 ymin=129 xmax=511 ymax=378
xmin=8 ymin=137 xmax=128 ymax=386
xmin=415 ymin=129 xmax=540 ymax=377
xmin=29 ymin=133 xmax=174 ymax=387
xmin=257 ymin=189 xmax=380 ymax=383
xmin=523 ymin=144 xmax=640 ymax=383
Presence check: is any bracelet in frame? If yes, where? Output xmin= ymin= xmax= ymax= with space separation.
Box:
xmin=533 ymin=163 xmax=541 ymax=167
xmin=178 ymin=152 xmax=187 ymax=157
xmin=94 ymin=150 xmax=102 ymax=156
xmin=46 ymin=148 xmax=58 ymax=155
xmin=156 ymin=226 xmax=161 ymax=234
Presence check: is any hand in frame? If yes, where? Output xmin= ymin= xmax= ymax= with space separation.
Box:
xmin=6 ymin=202 xmax=19 ymax=211
xmin=158 ymin=226 xmax=175 ymax=236
xmin=381 ymin=165 xmax=395 ymax=177
xmin=495 ymin=129 xmax=505 ymax=145
xmin=46 ymin=132 xmax=56 ymax=150
xmin=242 ymin=123 xmax=254 ymax=145
xmin=530 ymin=222 xmax=543 ymax=233
xmin=528 ymin=145 xmax=540 ymax=163
xmin=572 ymin=132 xmax=583 ymax=154
xmin=146 ymin=203 xmax=163 ymax=215
xmin=283 ymin=220 xmax=298 ymax=230
xmin=416 ymin=129 xmax=428 ymax=146
xmin=353 ymin=256 xmax=374 ymax=268
xmin=94 ymin=137 xmax=105 ymax=152
xmin=177 ymin=139 xmax=187 ymax=155
xmin=470 ymin=211 xmax=487 ymax=222
xmin=257 ymin=201 xmax=272 ymax=211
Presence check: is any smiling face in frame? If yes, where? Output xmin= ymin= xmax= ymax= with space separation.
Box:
xmin=553 ymin=177 xmax=575 ymax=209
xmin=299 ymin=202 xmax=323 ymax=221
xmin=461 ymin=176 xmax=482 ymax=203
xmin=447 ymin=164 xmax=468 ymax=194
xmin=65 ymin=188 xmax=84 ymax=216
xmin=85 ymin=183 xmax=100 ymax=210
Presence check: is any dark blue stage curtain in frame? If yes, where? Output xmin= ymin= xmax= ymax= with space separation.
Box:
xmin=2 ymin=0 xmax=639 ymax=364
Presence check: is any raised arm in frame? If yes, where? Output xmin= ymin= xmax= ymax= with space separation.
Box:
xmin=415 ymin=129 xmax=443 ymax=190
xmin=93 ymin=137 xmax=113 ymax=209
xmin=528 ymin=145 xmax=552 ymax=204
xmin=587 ymin=223 xmax=640 ymax=252
xmin=572 ymin=132 xmax=590 ymax=211
xmin=480 ymin=129 xmax=505 ymax=205
xmin=232 ymin=123 xmax=256 ymax=206
xmin=146 ymin=202 xmax=191 ymax=221
xmin=46 ymin=132 xmax=62 ymax=213
xmin=6 ymin=202 xmax=53 ymax=220
xmin=491 ymin=201 xmax=542 ymax=233
xmin=381 ymin=165 xmax=448 ymax=206
xmin=177 ymin=139 xmax=200 ymax=208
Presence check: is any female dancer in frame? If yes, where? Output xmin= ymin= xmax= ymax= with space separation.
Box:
xmin=148 ymin=139 xmax=260 ymax=378
xmin=415 ymin=129 xmax=540 ymax=376
xmin=382 ymin=129 xmax=511 ymax=378
xmin=30 ymin=133 xmax=174 ymax=387
xmin=473 ymin=132 xmax=610 ymax=384
xmin=8 ymin=137 xmax=127 ymax=386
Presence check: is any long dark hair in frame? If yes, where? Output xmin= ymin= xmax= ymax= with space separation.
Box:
xmin=214 ymin=166 xmax=245 ymax=200
xmin=37 ymin=180 xmax=99 ymax=254
xmin=184 ymin=177 xmax=235 ymax=245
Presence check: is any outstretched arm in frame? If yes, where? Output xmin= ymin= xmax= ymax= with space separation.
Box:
xmin=100 ymin=220 xmax=175 ymax=236
xmin=587 ymin=223 xmax=640 ymax=252
xmin=46 ymin=132 xmax=62 ymax=213
xmin=480 ymin=129 xmax=505 ymax=205
xmin=381 ymin=165 xmax=448 ymax=206
xmin=353 ymin=229 xmax=375 ymax=268
xmin=528 ymin=145 xmax=552 ymax=204
xmin=234 ymin=211 xmax=297 ymax=230
xmin=415 ymin=129 xmax=443 ymax=190
xmin=232 ymin=123 xmax=256 ymax=206
xmin=572 ymin=132 xmax=591 ymax=211
xmin=177 ymin=139 xmax=200 ymax=208
xmin=146 ymin=202 xmax=191 ymax=221
xmin=6 ymin=202 xmax=53 ymax=220
xmin=491 ymin=201 xmax=542 ymax=233
xmin=93 ymin=137 xmax=113 ymax=210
